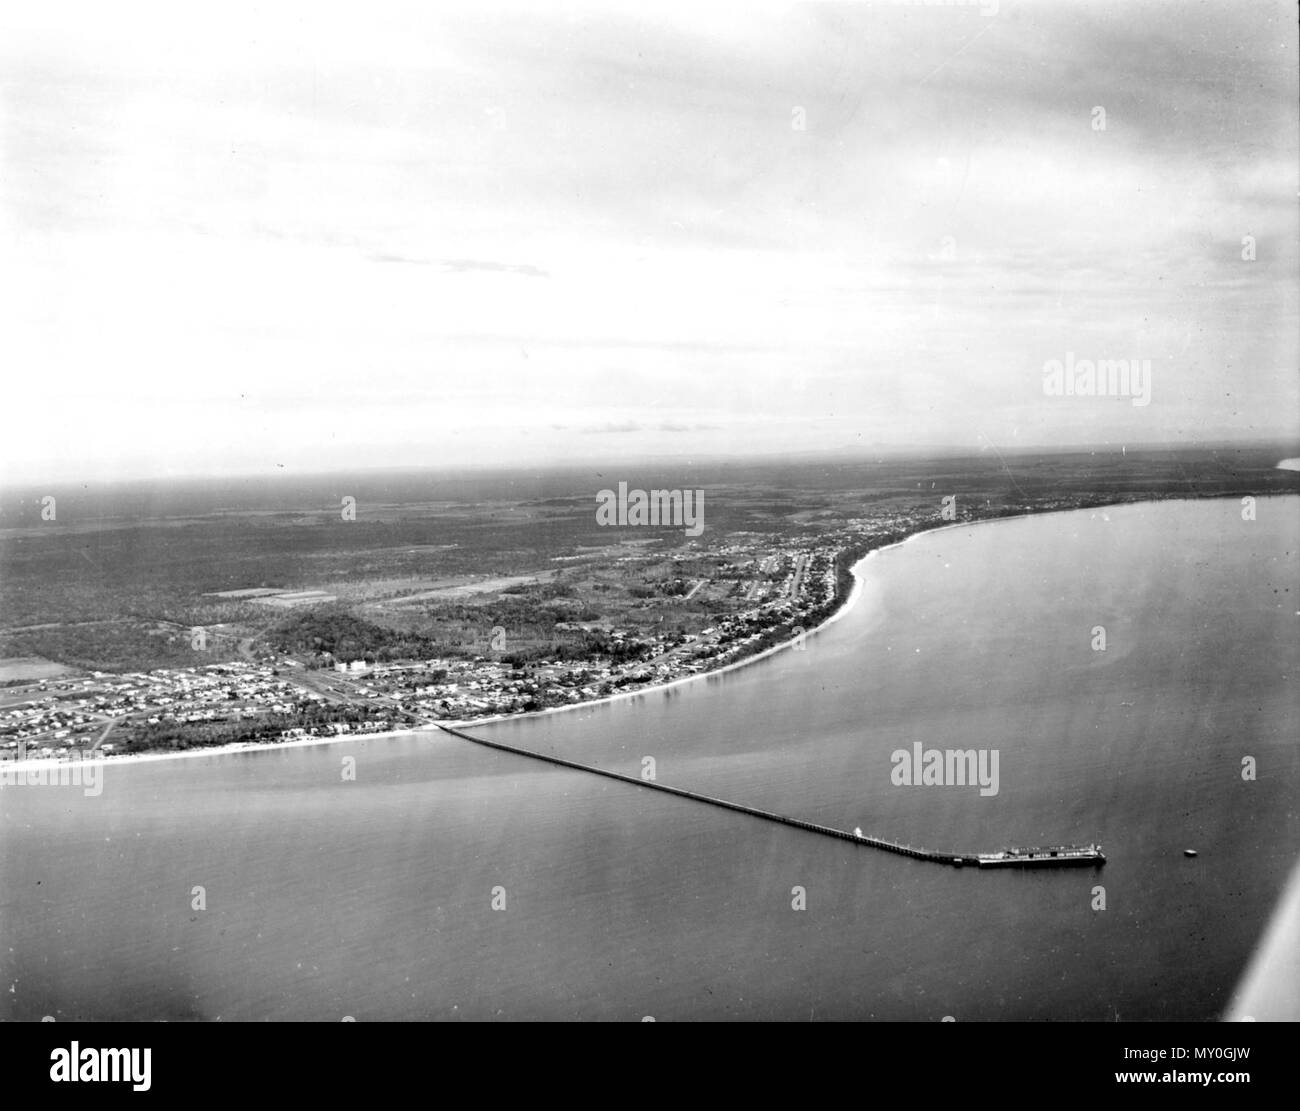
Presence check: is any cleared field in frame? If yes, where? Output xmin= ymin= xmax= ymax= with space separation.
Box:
xmin=381 ymin=571 xmax=556 ymax=605
xmin=205 ymin=588 xmax=286 ymax=599
xmin=0 ymin=656 xmax=79 ymax=681
xmin=252 ymin=591 xmax=339 ymax=608
xmin=207 ymin=588 xmax=338 ymax=606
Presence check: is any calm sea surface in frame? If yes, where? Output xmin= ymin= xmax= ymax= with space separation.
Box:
xmin=3 ymin=497 xmax=1297 ymax=1020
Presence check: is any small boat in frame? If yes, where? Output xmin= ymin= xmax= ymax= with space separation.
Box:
xmin=1184 ymin=849 xmax=1198 ymax=858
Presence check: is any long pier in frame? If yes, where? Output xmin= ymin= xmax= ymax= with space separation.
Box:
xmin=435 ymin=724 xmax=1104 ymax=870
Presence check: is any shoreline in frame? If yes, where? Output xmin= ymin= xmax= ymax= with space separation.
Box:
xmin=7 ymin=493 xmax=1280 ymax=773
xmin=0 ymin=723 xmax=446 ymax=775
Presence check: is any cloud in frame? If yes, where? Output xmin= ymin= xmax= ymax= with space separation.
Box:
xmin=558 ymin=420 xmax=722 ymax=435
xmin=367 ymin=252 xmax=549 ymax=277
xmin=0 ymin=0 xmax=1296 ymax=483
xmin=438 ymin=258 xmax=549 ymax=278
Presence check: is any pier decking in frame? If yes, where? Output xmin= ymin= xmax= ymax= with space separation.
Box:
xmin=435 ymin=724 xmax=1105 ymax=869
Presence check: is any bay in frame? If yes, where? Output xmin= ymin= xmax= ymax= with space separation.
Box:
xmin=3 ymin=496 xmax=1296 ymax=1020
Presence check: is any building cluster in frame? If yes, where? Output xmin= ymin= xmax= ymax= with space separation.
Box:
xmin=0 ymin=662 xmax=326 ymax=759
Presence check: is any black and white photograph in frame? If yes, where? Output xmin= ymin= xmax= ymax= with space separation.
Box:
xmin=1 ymin=0 xmax=1297 ymax=1060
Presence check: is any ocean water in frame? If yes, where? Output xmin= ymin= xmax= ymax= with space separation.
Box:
xmin=2 ymin=497 xmax=1296 ymax=1020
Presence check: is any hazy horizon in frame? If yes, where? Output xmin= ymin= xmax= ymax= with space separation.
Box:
xmin=2 ymin=0 xmax=1297 ymax=486
xmin=4 ymin=438 xmax=1300 ymax=494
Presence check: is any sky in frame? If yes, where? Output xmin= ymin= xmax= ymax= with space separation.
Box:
xmin=1 ymin=0 xmax=1297 ymax=483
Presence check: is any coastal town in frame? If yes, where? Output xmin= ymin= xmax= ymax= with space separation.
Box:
xmin=0 ymin=547 xmax=837 ymax=760
xmin=1 ymin=525 xmax=871 ymax=761
xmin=0 ymin=490 xmax=1140 ymax=764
